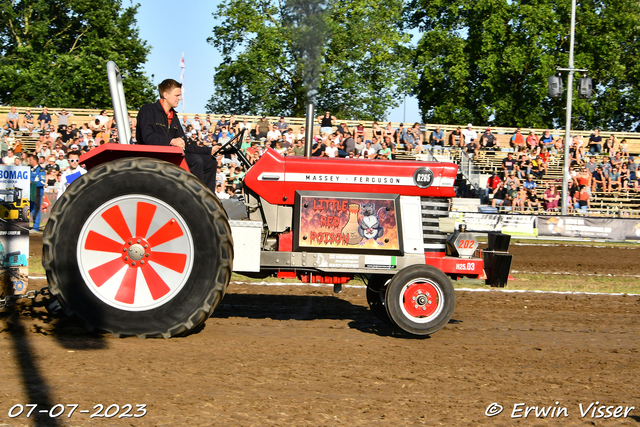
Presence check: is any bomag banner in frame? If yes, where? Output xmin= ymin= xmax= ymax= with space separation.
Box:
xmin=0 ymin=166 xmax=30 ymax=297
xmin=539 ymin=216 xmax=640 ymax=241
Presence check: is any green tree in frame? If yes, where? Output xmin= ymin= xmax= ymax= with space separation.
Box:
xmin=408 ymin=0 xmax=640 ymax=131
xmin=207 ymin=0 xmax=415 ymax=120
xmin=0 ymin=0 xmax=155 ymax=109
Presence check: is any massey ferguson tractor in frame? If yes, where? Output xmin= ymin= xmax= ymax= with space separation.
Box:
xmin=42 ymin=62 xmax=512 ymax=338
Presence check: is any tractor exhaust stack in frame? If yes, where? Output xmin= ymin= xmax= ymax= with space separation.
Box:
xmin=304 ymin=103 xmax=314 ymax=158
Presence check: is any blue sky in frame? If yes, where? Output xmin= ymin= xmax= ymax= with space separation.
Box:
xmin=134 ymin=0 xmax=421 ymax=123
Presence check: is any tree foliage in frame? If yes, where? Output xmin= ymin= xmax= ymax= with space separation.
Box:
xmin=408 ymin=0 xmax=640 ymax=130
xmin=0 ymin=0 xmax=155 ymax=109
xmin=207 ymin=0 xmax=415 ymax=120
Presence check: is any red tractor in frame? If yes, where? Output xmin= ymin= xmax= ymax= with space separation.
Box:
xmin=42 ymin=63 xmax=512 ymax=338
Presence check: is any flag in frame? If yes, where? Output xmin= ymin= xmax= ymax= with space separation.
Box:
xmin=179 ymin=53 xmax=185 ymax=112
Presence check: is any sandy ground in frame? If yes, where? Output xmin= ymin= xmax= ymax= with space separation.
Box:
xmin=0 ymin=235 xmax=639 ymax=426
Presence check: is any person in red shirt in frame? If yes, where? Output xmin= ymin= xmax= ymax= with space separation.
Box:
xmin=484 ymin=171 xmax=502 ymax=204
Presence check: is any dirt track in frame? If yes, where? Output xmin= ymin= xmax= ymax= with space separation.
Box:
xmin=0 ymin=237 xmax=639 ymax=426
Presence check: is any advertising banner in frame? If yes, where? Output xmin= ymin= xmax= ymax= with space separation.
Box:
xmin=450 ymin=212 xmax=537 ymax=236
xmin=40 ymin=190 xmax=59 ymax=229
xmin=0 ymin=166 xmax=30 ymax=296
xmin=295 ymin=193 xmax=400 ymax=253
xmin=538 ymin=216 xmax=640 ymax=241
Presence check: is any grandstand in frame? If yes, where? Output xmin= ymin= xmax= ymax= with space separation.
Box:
xmin=2 ymin=105 xmax=640 ymax=217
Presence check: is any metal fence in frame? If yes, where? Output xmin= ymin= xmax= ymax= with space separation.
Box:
xmin=459 ymin=150 xmax=481 ymax=193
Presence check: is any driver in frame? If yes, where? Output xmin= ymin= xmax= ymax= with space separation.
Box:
xmin=136 ymin=79 xmax=218 ymax=192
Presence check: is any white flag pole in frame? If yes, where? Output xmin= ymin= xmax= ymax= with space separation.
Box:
xmin=179 ymin=52 xmax=185 ymax=114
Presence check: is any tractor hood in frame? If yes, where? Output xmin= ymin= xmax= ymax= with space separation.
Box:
xmin=244 ymin=149 xmax=458 ymax=205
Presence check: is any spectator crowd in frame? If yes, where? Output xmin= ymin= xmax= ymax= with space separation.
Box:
xmin=4 ymin=105 xmax=639 ymax=224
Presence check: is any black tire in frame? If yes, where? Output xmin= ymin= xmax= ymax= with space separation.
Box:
xmin=42 ymin=157 xmax=234 ymax=338
xmin=20 ymin=206 xmax=29 ymax=222
xmin=366 ymin=274 xmax=393 ymax=324
xmin=385 ymin=265 xmax=455 ymax=336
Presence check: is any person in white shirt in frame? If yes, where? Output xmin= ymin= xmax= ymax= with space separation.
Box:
xmin=284 ymin=129 xmax=295 ymax=147
xmin=462 ymin=123 xmax=478 ymax=146
xmin=296 ymin=126 xmax=305 ymax=142
xmin=215 ymin=183 xmax=230 ymax=200
xmin=325 ymin=140 xmax=339 ymax=158
xmin=58 ymin=151 xmax=87 ymax=197
xmin=95 ymin=110 xmax=109 ymax=126
xmin=266 ymin=125 xmax=282 ymax=145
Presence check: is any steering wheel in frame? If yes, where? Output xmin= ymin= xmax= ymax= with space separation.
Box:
xmin=218 ymin=128 xmax=246 ymax=154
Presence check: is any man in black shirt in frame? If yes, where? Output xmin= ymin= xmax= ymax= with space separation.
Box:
xmin=136 ymin=79 xmax=218 ymax=192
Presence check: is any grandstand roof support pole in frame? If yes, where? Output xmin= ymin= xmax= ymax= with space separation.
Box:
xmin=561 ymin=0 xmax=577 ymax=216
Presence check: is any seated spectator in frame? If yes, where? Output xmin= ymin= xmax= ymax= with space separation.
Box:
xmin=513 ymin=185 xmax=527 ymax=212
xmin=45 ymin=156 xmax=60 ymax=173
xmin=355 ymin=123 xmax=365 ymax=141
xmin=462 ymin=124 xmax=477 ymax=147
xmin=38 ymin=107 xmax=52 ymax=130
xmin=603 ymin=134 xmax=616 ymax=156
xmin=325 ymin=140 xmax=339 ymax=158
xmin=378 ymin=141 xmax=392 ymax=159
xmin=491 ymin=182 xmax=507 ymax=207
xmin=504 ymin=171 xmax=520 ymax=189
xmin=608 ymin=166 xmax=621 ymax=192
xmin=22 ymin=108 xmax=35 ymax=131
xmin=276 ymin=116 xmax=289 ymax=132
xmin=483 ymin=171 xmax=501 ymax=204
xmin=587 ymin=128 xmax=602 ymax=155
xmin=543 ymin=185 xmax=561 ymax=211
xmin=6 ymin=106 xmax=19 ymax=130
xmin=448 ymin=126 xmax=463 ymax=147
xmin=283 ymin=128 xmax=295 ymax=147
xmin=266 ymin=125 xmax=282 ymax=147
xmin=384 ymin=122 xmax=394 ymax=140
xmin=354 ymin=136 xmax=365 ymax=155
xmin=214 ymin=183 xmax=230 ymax=200
xmin=361 ymin=141 xmax=376 ymax=159
xmin=3 ymin=149 xmax=17 ymax=166
xmin=509 ymin=128 xmax=524 ymax=152
xmin=253 ymin=116 xmax=270 ymax=140
xmin=611 ymin=152 xmax=623 ymax=168
xmin=274 ymin=141 xmax=286 ymax=155
xmin=526 ymin=130 xmax=539 ymax=153
xmin=336 ymin=122 xmax=349 ymax=136
xmin=573 ymin=185 xmax=590 ymax=212
xmin=505 ymin=181 xmax=519 ymax=207
xmin=591 ymin=166 xmax=606 ymax=192
xmin=55 ymin=151 xmax=69 ymax=171
xmin=343 ymin=132 xmax=356 ymax=156
xmin=531 ymin=155 xmax=546 ymax=178
xmin=502 ymin=152 xmax=516 ymax=178
xmin=553 ymin=136 xmax=564 ymax=153
xmin=539 ymin=130 xmax=554 ymax=152
xmin=516 ymin=154 xmax=531 ymax=179
xmin=409 ymin=123 xmax=424 ymax=150
xmin=431 ymin=126 xmax=444 ymax=147
xmin=394 ymin=123 xmax=407 ymax=148
xmin=296 ymin=126 xmax=306 ymax=142
xmin=620 ymin=162 xmax=631 ymax=189
xmin=619 ymin=139 xmax=629 ymax=157
xmin=525 ymin=185 xmax=541 ymax=210
xmin=480 ymin=128 xmax=498 ymax=150
xmin=292 ymin=139 xmax=305 ymax=156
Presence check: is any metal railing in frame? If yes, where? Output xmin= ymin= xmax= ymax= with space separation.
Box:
xmin=459 ymin=150 xmax=481 ymax=192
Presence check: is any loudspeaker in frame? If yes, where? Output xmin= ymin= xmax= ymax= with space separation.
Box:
xmin=578 ymin=77 xmax=592 ymax=99
xmin=548 ymin=75 xmax=563 ymax=98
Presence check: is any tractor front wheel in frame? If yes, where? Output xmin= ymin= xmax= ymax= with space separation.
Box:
xmin=43 ymin=157 xmax=233 ymax=338
xmin=385 ymin=265 xmax=455 ymax=336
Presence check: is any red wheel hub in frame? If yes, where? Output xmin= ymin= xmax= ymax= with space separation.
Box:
xmin=402 ymin=282 xmax=439 ymax=318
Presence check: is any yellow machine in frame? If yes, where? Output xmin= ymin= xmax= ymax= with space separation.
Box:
xmin=0 ymin=188 xmax=29 ymax=221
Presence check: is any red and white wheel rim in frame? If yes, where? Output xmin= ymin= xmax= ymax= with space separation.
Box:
xmin=77 ymin=195 xmax=194 ymax=311
xmin=399 ymin=279 xmax=444 ymax=323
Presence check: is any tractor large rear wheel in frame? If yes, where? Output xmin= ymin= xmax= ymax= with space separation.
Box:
xmin=42 ymin=157 xmax=233 ymax=338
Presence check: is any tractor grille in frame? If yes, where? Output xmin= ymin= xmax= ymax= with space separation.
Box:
xmin=421 ymin=197 xmax=450 ymax=252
